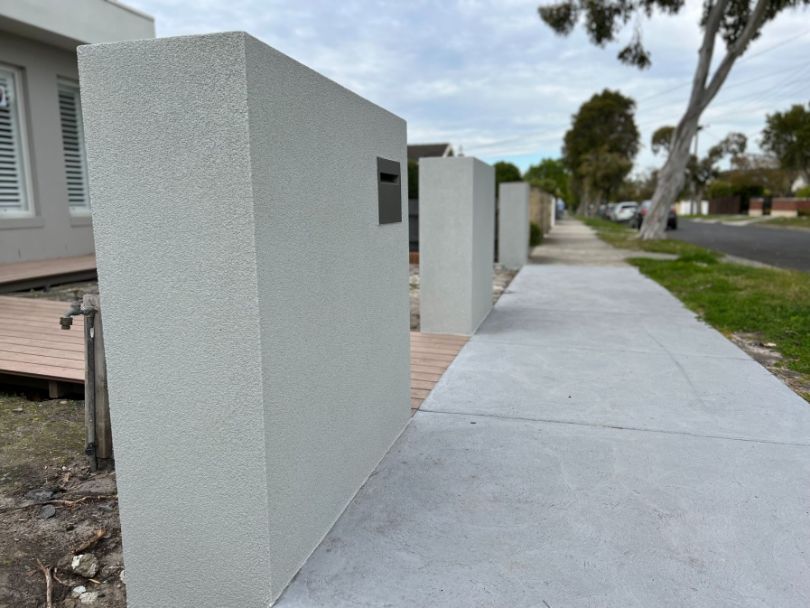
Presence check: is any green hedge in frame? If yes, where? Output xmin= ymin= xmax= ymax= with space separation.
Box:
xmin=530 ymin=222 xmax=543 ymax=247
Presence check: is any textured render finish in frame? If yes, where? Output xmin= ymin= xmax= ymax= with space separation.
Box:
xmin=497 ymin=181 xmax=529 ymax=269
xmin=419 ymin=157 xmax=494 ymax=335
xmin=78 ymin=32 xmax=410 ymax=607
xmin=277 ymin=263 xmax=810 ymax=607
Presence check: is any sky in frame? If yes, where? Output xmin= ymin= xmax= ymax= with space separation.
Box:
xmin=125 ymin=0 xmax=810 ymax=174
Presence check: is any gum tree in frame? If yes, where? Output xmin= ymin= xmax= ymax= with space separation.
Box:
xmin=538 ymin=0 xmax=810 ymax=239
xmin=761 ymin=103 xmax=810 ymax=186
xmin=563 ymin=89 xmax=639 ymax=215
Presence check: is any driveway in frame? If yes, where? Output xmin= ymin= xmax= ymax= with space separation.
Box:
xmin=672 ymin=219 xmax=810 ymax=271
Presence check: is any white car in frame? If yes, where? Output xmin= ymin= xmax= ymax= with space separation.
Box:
xmin=611 ymin=202 xmax=639 ymax=222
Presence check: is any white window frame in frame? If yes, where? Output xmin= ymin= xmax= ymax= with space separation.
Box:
xmin=57 ymin=77 xmax=91 ymax=217
xmin=0 ymin=62 xmax=35 ymax=219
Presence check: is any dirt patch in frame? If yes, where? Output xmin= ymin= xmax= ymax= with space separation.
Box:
xmin=409 ymin=264 xmax=517 ymax=330
xmin=730 ymin=333 xmax=810 ymax=402
xmin=0 ymin=392 xmax=125 ymax=607
xmin=15 ymin=281 xmax=99 ymax=303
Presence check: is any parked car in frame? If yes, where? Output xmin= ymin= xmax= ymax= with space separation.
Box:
xmin=610 ymin=202 xmax=638 ymax=223
xmin=631 ymin=200 xmax=678 ymax=230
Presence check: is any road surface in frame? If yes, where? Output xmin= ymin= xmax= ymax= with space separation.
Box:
xmin=671 ymin=219 xmax=810 ymax=272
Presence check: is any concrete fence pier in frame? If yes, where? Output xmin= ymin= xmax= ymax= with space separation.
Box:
xmin=498 ymin=181 xmax=530 ymax=269
xmin=418 ymin=157 xmax=495 ymax=335
xmin=79 ymin=32 xmax=410 ymax=607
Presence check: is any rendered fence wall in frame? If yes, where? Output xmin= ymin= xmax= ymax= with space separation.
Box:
xmin=78 ymin=32 xmax=411 ymax=607
xmin=498 ymin=181 xmax=529 ymax=269
xmin=419 ymin=157 xmax=494 ymax=335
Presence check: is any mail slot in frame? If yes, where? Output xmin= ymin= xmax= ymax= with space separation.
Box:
xmin=377 ymin=157 xmax=402 ymax=225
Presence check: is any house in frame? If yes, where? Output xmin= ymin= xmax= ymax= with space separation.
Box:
xmin=0 ymin=0 xmax=155 ymax=264
xmin=407 ymin=142 xmax=454 ymax=162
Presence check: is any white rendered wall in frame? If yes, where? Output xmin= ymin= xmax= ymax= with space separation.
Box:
xmin=498 ymin=181 xmax=529 ymax=269
xmin=78 ymin=32 xmax=410 ymax=607
xmin=419 ymin=157 xmax=494 ymax=335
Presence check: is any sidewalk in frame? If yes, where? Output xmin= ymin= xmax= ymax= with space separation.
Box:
xmin=277 ymin=220 xmax=810 ymax=607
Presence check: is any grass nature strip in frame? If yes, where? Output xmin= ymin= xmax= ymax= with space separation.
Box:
xmin=583 ymin=217 xmax=810 ymax=400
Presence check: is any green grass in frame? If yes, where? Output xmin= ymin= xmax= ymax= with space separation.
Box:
xmin=759 ymin=215 xmax=810 ymax=230
xmin=582 ymin=217 xmax=719 ymax=258
xmin=582 ymin=216 xmax=810 ymax=399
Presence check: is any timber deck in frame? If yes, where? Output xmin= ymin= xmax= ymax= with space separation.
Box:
xmin=0 ymin=255 xmax=97 ymax=293
xmin=0 ymin=294 xmax=466 ymax=409
xmin=0 ymin=296 xmax=84 ymax=394
xmin=409 ymin=332 xmax=468 ymax=413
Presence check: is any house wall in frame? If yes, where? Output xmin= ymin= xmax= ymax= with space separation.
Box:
xmin=0 ymin=0 xmax=154 ymax=49
xmin=0 ymin=31 xmax=94 ymax=263
xmin=79 ymin=32 xmax=410 ymax=606
xmin=749 ymin=197 xmax=810 ymax=217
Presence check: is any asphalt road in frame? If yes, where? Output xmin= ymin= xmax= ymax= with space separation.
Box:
xmin=671 ymin=219 xmax=810 ymax=272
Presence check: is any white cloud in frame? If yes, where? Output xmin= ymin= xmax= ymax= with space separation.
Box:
xmin=124 ymin=0 xmax=810 ymax=172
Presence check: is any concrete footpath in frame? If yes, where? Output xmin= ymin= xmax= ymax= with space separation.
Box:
xmin=278 ymin=220 xmax=810 ymax=607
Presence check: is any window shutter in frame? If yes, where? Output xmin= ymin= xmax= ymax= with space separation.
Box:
xmin=58 ymin=80 xmax=89 ymax=212
xmin=0 ymin=66 xmax=30 ymax=214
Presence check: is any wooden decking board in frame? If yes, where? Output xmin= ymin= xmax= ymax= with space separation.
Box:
xmin=408 ymin=331 xmax=468 ymax=411
xmin=0 ymin=296 xmax=86 ymax=385
xmin=0 ymin=297 xmax=468 ymax=411
xmin=0 ymin=255 xmax=96 ymax=291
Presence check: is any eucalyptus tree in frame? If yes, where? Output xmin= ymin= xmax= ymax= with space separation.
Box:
xmin=539 ymin=0 xmax=810 ymax=238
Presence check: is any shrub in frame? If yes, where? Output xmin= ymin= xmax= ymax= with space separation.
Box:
xmin=795 ymin=185 xmax=810 ymax=198
xmin=530 ymin=222 xmax=543 ymax=247
xmin=707 ymin=180 xmax=735 ymax=199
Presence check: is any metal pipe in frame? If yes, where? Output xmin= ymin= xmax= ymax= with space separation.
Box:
xmin=84 ymin=308 xmax=97 ymax=471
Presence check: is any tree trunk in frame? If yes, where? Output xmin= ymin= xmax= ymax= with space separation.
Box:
xmin=639 ymin=0 xmax=770 ymax=239
xmin=640 ymin=118 xmax=698 ymax=238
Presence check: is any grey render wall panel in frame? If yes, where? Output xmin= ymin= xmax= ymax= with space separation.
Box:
xmin=78 ymin=32 xmax=410 ymax=607
xmin=498 ymin=181 xmax=529 ymax=269
xmin=419 ymin=157 xmax=494 ymax=335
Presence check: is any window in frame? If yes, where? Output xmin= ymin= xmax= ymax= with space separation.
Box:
xmin=58 ymin=79 xmax=90 ymax=214
xmin=0 ymin=64 xmax=32 ymax=217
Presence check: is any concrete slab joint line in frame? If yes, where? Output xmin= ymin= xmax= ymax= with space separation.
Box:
xmin=419 ymin=156 xmax=495 ymax=336
xmin=276 ymin=245 xmax=810 ymax=606
xmin=79 ymin=31 xmax=410 ymax=607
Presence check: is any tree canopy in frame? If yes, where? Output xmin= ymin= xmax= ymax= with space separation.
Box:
xmin=563 ymin=89 xmax=639 ymax=213
xmin=539 ymin=1 xmax=808 ymax=70
xmin=651 ymin=126 xmax=675 ymax=156
xmin=761 ymin=103 xmax=810 ymax=185
xmin=524 ymin=158 xmax=571 ymax=202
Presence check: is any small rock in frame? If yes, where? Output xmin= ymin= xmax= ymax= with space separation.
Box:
xmin=25 ymin=488 xmax=54 ymax=502
xmin=119 ymin=569 xmax=126 ymax=584
xmin=79 ymin=591 xmax=99 ymax=604
xmin=72 ymin=585 xmax=87 ymax=598
xmin=72 ymin=553 xmax=99 ymax=578
xmin=11 ymin=407 xmax=23 ymax=412
xmin=100 ymin=565 xmax=118 ymax=580
xmin=764 ymin=342 xmax=777 ymax=348
xmin=60 ymin=400 xmax=68 ymax=404
xmin=39 ymin=504 xmax=56 ymax=519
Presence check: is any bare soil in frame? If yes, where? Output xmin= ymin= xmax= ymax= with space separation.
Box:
xmin=0 ymin=392 xmax=125 ymax=607
xmin=730 ymin=333 xmax=810 ymax=401
xmin=14 ymin=281 xmax=99 ymax=303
